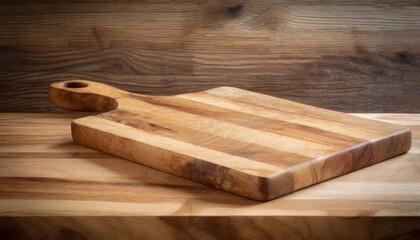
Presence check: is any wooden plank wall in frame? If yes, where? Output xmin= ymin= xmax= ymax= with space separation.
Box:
xmin=0 ymin=0 xmax=419 ymax=112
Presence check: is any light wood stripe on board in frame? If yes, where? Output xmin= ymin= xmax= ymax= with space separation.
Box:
xmin=203 ymin=87 xmax=403 ymax=132
xmin=116 ymin=97 xmax=339 ymax=158
xmin=177 ymin=89 xmax=405 ymax=140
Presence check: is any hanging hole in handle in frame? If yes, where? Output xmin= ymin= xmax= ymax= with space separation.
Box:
xmin=63 ymin=81 xmax=89 ymax=88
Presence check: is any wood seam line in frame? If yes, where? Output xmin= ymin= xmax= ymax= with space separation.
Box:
xmin=0 ymin=177 xmax=201 ymax=189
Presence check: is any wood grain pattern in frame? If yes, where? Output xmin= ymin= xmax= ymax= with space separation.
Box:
xmin=48 ymin=80 xmax=411 ymax=200
xmin=1 ymin=217 xmax=419 ymax=240
xmin=0 ymin=113 xmax=419 ymax=239
xmin=1 ymin=1 xmax=420 ymax=112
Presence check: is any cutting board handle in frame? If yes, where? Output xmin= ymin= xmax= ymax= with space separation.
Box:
xmin=49 ymin=80 xmax=127 ymax=112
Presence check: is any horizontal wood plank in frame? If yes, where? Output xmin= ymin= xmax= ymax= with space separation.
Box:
xmin=1 ymin=1 xmax=420 ymax=112
xmin=1 ymin=216 xmax=419 ymax=240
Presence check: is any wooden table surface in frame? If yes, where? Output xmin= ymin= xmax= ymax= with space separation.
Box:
xmin=0 ymin=113 xmax=419 ymax=239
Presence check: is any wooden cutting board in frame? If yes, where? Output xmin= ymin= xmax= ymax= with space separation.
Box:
xmin=48 ymin=80 xmax=411 ymax=201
